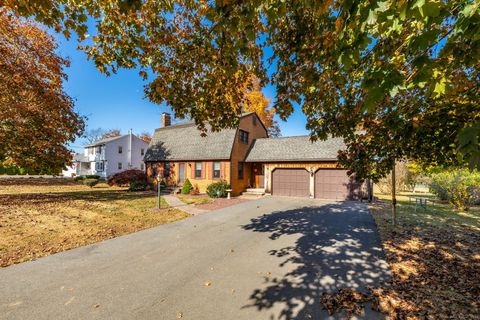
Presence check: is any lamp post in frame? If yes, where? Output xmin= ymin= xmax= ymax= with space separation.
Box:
xmin=157 ymin=173 xmax=161 ymax=209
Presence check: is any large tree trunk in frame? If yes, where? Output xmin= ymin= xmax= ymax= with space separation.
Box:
xmin=391 ymin=167 xmax=397 ymax=225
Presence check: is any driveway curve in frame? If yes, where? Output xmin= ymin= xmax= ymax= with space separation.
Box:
xmin=0 ymin=197 xmax=390 ymax=319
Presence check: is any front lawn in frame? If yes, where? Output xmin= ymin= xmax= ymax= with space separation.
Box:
xmin=0 ymin=178 xmax=190 ymax=267
xmin=176 ymin=194 xmax=213 ymax=205
xmin=369 ymin=192 xmax=480 ymax=319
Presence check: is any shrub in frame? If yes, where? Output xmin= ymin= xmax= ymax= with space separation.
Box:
xmin=83 ymin=178 xmax=99 ymax=188
xmin=206 ymin=180 xmax=231 ymax=198
xmin=86 ymin=174 xmax=101 ymax=179
xmin=129 ymin=180 xmax=148 ymax=192
xmin=191 ymin=184 xmax=200 ymax=195
xmin=430 ymin=168 xmax=480 ymax=211
xmin=181 ymin=178 xmax=193 ymax=194
xmin=107 ymin=170 xmax=146 ymax=187
xmin=74 ymin=176 xmax=84 ymax=182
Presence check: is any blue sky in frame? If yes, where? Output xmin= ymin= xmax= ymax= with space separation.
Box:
xmin=54 ymin=35 xmax=309 ymax=153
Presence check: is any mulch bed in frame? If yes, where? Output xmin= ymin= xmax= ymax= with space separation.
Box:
xmin=195 ymin=198 xmax=247 ymax=211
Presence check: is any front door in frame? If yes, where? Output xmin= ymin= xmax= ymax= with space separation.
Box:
xmin=253 ymin=163 xmax=265 ymax=188
xmin=179 ymin=163 xmax=185 ymax=183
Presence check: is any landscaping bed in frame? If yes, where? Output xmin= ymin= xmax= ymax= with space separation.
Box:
xmin=369 ymin=193 xmax=480 ymax=319
xmin=0 ymin=179 xmax=189 ymax=267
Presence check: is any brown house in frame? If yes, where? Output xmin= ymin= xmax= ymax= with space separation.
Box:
xmin=144 ymin=112 xmax=365 ymax=199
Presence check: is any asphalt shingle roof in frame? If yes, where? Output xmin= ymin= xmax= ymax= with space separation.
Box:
xmin=244 ymin=135 xmax=345 ymax=162
xmin=144 ymin=122 xmax=237 ymax=161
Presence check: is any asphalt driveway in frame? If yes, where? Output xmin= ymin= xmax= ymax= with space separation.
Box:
xmin=0 ymin=197 xmax=390 ymax=319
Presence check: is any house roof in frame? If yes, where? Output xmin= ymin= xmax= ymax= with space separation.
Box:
xmin=84 ymin=134 xmax=128 ymax=147
xmin=244 ymin=135 xmax=345 ymax=162
xmin=144 ymin=122 xmax=237 ymax=161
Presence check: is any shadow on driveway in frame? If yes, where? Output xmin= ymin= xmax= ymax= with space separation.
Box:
xmin=242 ymin=201 xmax=390 ymax=319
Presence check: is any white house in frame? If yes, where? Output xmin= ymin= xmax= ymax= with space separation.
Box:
xmin=63 ymin=131 xmax=149 ymax=178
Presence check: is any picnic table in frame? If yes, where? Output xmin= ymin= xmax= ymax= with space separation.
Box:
xmin=408 ymin=196 xmax=437 ymax=212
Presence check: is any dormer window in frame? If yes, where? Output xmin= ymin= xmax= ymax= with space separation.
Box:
xmin=239 ymin=130 xmax=249 ymax=144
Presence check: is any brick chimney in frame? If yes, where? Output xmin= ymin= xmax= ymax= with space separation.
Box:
xmin=161 ymin=112 xmax=171 ymax=128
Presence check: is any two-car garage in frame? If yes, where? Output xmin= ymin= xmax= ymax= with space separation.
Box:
xmin=271 ymin=168 xmax=362 ymax=200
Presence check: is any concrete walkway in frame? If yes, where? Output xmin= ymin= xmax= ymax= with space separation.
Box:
xmin=0 ymin=197 xmax=390 ymax=320
xmin=163 ymin=194 xmax=209 ymax=215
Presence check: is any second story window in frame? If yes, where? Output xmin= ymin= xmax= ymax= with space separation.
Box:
xmin=118 ymin=146 xmax=123 ymax=154
xmin=213 ymin=162 xmax=221 ymax=178
xmin=141 ymin=148 xmax=145 ymax=156
xmin=89 ymin=147 xmax=94 ymax=155
xmin=195 ymin=162 xmax=202 ymax=178
xmin=96 ymin=146 xmax=102 ymax=154
xmin=239 ymin=130 xmax=249 ymax=144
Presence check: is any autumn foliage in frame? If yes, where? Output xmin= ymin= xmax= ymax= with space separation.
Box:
xmin=0 ymin=10 xmax=84 ymax=172
xmin=107 ymin=170 xmax=147 ymax=187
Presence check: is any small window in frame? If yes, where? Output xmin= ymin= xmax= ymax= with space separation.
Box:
xmin=239 ymin=130 xmax=249 ymax=144
xmin=118 ymin=146 xmax=123 ymax=154
xmin=96 ymin=146 xmax=102 ymax=154
xmin=238 ymin=162 xmax=244 ymax=179
xmin=118 ymin=162 xmax=122 ymax=170
xmin=213 ymin=162 xmax=221 ymax=178
xmin=152 ymin=164 xmax=157 ymax=177
xmin=164 ymin=162 xmax=170 ymax=177
xmin=89 ymin=147 xmax=94 ymax=155
xmin=95 ymin=162 xmax=104 ymax=172
xmin=141 ymin=148 xmax=145 ymax=156
xmin=140 ymin=163 xmax=144 ymax=171
xmin=195 ymin=162 xmax=202 ymax=178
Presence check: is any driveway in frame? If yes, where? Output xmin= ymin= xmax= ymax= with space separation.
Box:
xmin=0 ymin=197 xmax=390 ymax=319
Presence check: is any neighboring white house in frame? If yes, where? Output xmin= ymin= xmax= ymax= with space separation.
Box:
xmin=63 ymin=131 xmax=149 ymax=178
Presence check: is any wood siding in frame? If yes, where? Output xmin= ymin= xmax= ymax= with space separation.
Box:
xmin=229 ymin=114 xmax=268 ymax=194
xmin=146 ymin=161 xmax=231 ymax=193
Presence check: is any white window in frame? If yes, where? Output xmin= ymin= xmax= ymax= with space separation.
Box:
xmin=140 ymin=163 xmax=144 ymax=171
xmin=118 ymin=162 xmax=122 ymax=170
xmin=118 ymin=146 xmax=123 ymax=154
xmin=141 ymin=148 xmax=145 ymax=156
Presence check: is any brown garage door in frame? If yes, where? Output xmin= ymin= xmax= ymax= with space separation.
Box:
xmin=272 ymin=168 xmax=310 ymax=197
xmin=315 ymin=169 xmax=362 ymax=200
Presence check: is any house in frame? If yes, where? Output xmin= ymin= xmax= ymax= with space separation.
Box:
xmin=144 ymin=112 xmax=364 ymax=200
xmin=70 ymin=131 xmax=149 ymax=178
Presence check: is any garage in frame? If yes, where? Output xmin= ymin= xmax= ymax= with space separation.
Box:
xmin=271 ymin=168 xmax=310 ymax=197
xmin=315 ymin=169 xmax=362 ymax=200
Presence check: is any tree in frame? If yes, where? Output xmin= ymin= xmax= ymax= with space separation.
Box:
xmin=83 ymin=128 xmax=121 ymax=143
xmin=0 ymin=10 xmax=84 ymax=172
xmin=138 ymin=131 xmax=152 ymax=143
xmin=243 ymin=77 xmax=281 ymax=137
xmin=6 ymin=1 xmax=479 ymax=174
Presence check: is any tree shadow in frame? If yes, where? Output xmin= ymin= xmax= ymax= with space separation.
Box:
xmin=242 ymin=202 xmax=390 ymax=319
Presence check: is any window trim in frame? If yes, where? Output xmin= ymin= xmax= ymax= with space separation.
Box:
xmin=238 ymin=162 xmax=244 ymax=180
xmin=213 ymin=161 xmax=221 ymax=179
xmin=195 ymin=162 xmax=202 ymax=178
xmin=239 ymin=130 xmax=249 ymax=144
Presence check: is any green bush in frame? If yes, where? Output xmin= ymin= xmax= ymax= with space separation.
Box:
xmin=86 ymin=175 xmax=101 ymax=179
xmin=74 ymin=176 xmax=84 ymax=182
xmin=0 ymin=166 xmax=5 ymax=175
xmin=430 ymin=168 xmax=480 ymax=211
xmin=129 ymin=180 xmax=148 ymax=191
xmin=181 ymin=178 xmax=193 ymax=194
xmin=83 ymin=178 xmax=99 ymax=188
xmin=206 ymin=180 xmax=231 ymax=198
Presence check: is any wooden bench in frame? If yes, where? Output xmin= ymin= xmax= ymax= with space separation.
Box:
xmin=408 ymin=196 xmax=436 ymax=212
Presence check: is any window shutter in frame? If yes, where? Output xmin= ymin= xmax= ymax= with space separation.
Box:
xmin=209 ymin=162 xmax=213 ymax=179
xmin=191 ymin=162 xmax=195 ymax=178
